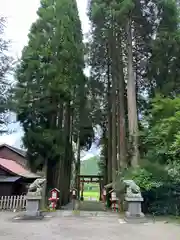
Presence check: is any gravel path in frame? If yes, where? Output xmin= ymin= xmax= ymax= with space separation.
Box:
xmin=0 ymin=211 xmax=180 ymax=240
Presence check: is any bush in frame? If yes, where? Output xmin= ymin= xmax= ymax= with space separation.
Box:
xmin=142 ymin=183 xmax=180 ymax=215
xmin=123 ymin=162 xmax=180 ymax=216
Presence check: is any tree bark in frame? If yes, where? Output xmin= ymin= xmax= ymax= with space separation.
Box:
xmin=75 ymin=132 xmax=81 ymax=199
xmin=41 ymin=160 xmax=47 ymax=209
xmin=126 ymin=15 xmax=139 ymax=167
xmin=117 ymin=34 xmax=127 ymax=169
xmin=102 ymin=124 xmax=108 ymax=185
xmin=107 ymin=52 xmax=112 ymax=184
xmin=63 ymin=101 xmax=71 ymax=204
xmin=110 ymin=29 xmax=118 ymax=187
xmin=56 ymin=103 xmax=65 ymax=206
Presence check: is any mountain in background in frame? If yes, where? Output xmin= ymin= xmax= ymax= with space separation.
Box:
xmin=80 ymin=156 xmax=100 ymax=175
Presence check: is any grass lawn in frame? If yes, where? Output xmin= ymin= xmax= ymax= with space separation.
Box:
xmin=80 ymin=183 xmax=100 ymax=200
xmin=82 ymin=191 xmax=100 ymax=200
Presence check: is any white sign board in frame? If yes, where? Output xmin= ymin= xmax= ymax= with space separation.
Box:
xmin=52 ymin=191 xmax=57 ymax=199
xmin=72 ymin=190 xmax=76 ymax=196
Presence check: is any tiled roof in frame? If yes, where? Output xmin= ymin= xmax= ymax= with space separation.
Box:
xmin=9 ymin=146 xmax=26 ymax=157
xmin=0 ymin=157 xmax=39 ymax=179
xmin=0 ymin=144 xmax=26 ymax=157
xmin=0 ymin=176 xmax=21 ymax=182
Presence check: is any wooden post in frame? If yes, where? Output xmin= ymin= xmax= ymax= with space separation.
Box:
xmin=77 ymin=175 xmax=81 ymax=199
xmin=118 ymin=198 xmax=121 ymax=212
xmin=40 ymin=181 xmax=46 ymax=210
xmin=99 ymin=179 xmax=102 ymax=201
xmin=102 ymin=188 xmax=107 ymax=210
xmin=80 ymin=179 xmax=84 ymax=201
xmin=71 ymin=188 xmax=77 ymax=210
xmin=41 ymin=163 xmax=47 ymax=209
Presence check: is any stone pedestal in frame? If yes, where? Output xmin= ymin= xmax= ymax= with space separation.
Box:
xmin=74 ymin=200 xmax=80 ymax=210
xmin=25 ymin=193 xmax=42 ymax=219
xmin=125 ymin=195 xmax=145 ymax=223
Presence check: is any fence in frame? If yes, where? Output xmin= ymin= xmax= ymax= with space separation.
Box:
xmin=0 ymin=195 xmax=26 ymax=211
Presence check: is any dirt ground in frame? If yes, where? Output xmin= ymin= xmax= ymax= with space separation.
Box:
xmin=0 ymin=211 xmax=180 ymax=240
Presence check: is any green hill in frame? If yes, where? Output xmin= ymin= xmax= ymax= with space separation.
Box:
xmin=80 ymin=156 xmax=100 ymax=175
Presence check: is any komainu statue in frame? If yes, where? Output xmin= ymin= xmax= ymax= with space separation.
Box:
xmin=123 ymin=179 xmax=142 ymax=198
xmin=28 ymin=178 xmax=46 ymax=195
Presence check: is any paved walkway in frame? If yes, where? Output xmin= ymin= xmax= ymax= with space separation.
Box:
xmin=62 ymin=200 xmax=106 ymax=211
xmin=79 ymin=200 xmax=105 ymax=211
xmin=0 ymin=211 xmax=180 ymax=239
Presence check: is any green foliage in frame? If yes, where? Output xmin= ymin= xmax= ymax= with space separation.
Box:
xmin=89 ymin=0 xmax=180 ymax=179
xmin=10 ymin=0 xmax=180 ymax=213
xmin=148 ymin=0 xmax=180 ymax=97
xmin=122 ymin=161 xmax=180 ymax=215
xmin=168 ymin=160 xmax=180 ymax=182
xmin=138 ymin=95 xmax=180 ymax=215
xmin=0 ymin=17 xmax=13 ymax=133
xmin=80 ymin=156 xmax=100 ymax=175
xmin=124 ymin=167 xmax=163 ymax=191
xmin=89 ymin=0 xmax=180 ymax=216
xmin=144 ymin=96 xmax=180 ymax=165
xmin=12 ymin=0 xmax=94 ymax=171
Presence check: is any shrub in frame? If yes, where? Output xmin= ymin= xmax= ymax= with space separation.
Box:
xmin=121 ymin=162 xmax=180 ymax=216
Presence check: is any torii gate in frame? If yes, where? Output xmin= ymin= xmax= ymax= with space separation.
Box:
xmin=77 ymin=175 xmax=103 ymax=201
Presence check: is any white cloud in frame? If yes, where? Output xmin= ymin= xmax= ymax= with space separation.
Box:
xmin=0 ymin=0 xmax=39 ymax=58
xmin=81 ymin=147 xmax=101 ymax=161
xmin=0 ymin=133 xmax=17 ymax=146
xmin=76 ymin=0 xmax=90 ymax=35
xmin=81 ymin=153 xmax=96 ymax=161
xmin=0 ymin=0 xmax=90 ymax=58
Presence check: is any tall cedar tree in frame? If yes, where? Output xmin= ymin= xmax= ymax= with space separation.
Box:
xmin=13 ymin=0 xmax=93 ymax=204
xmin=87 ymin=0 xmax=180 ymax=185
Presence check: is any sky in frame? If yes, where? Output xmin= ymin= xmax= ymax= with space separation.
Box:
xmin=0 ymin=0 xmax=90 ymax=57
xmin=0 ymin=0 xmax=99 ymax=159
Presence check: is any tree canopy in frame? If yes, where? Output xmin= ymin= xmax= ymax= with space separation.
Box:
xmin=0 ymin=17 xmax=13 ymax=133
xmin=8 ymin=0 xmax=180 ymax=212
xmin=12 ymin=0 xmax=94 ymax=203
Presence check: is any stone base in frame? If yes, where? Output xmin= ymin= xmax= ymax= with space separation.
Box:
xmin=26 ymin=210 xmax=41 ymax=217
xmin=125 ymin=196 xmax=144 ymax=215
xmin=74 ymin=200 xmax=80 ymax=210
xmin=124 ymin=211 xmax=147 ymax=223
xmin=26 ymin=194 xmax=42 ymax=200
xmin=13 ymin=212 xmax=44 ymax=221
xmin=26 ymin=197 xmax=41 ymax=217
xmin=124 ymin=217 xmax=147 ymax=224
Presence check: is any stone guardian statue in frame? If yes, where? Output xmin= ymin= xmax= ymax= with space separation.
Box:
xmin=27 ymin=178 xmax=46 ymax=196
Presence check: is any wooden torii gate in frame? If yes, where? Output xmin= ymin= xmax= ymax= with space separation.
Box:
xmin=78 ymin=175 xmax=103 ymax=201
